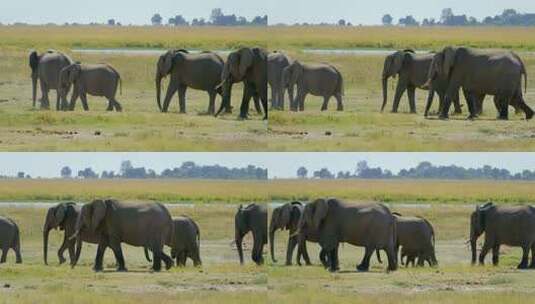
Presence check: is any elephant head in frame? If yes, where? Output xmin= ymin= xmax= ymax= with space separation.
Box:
xmin=269 ymin=201 xmax=302 ymax=263
xmin=29 ymin=50 xmax=40 ymax=106
xmin=381 ymin=50 xmax=413 ymax=112
xmin=300 ymin=198 xmax=329 ymax=232
xmin=155 ymin=49 xmax=189 ymax=112
xmin=58 ymin=64 xmax=81 ymax=109
xmin=43 ymin=202 xmax=74 ymax=265
xmin=470 ymin=202 xmax=494 ymax=264
xmin=281 ymin=61 xmax=303 ymax=110
xmin=234 ymin=204 xmax=251 ymax=265
xmin=72 ymin=199 xmax=107 ymax=241
xmin=423 ymin=46 xmax=457 ymax=89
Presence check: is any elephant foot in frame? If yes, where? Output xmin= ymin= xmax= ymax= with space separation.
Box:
xmin=526 ymin=112 xmax=534 ymax=120
xmin=356 ymin=263 xmax=369 ymax=272
xmin=528 ymin=262 xmax=535 ymax=269
xmin=337 ymin=106 xmax=344 ymax=111
xmin=116 ymin=266 xmax=128 ymax=272
xmin=410 ymin=110 xmax=417 ymax=114
xmin=58 ymin=256 xmax=66 ymax=265
xmin=438 ymin=115 xmax=449 ymax=120
xmin=165 ymin=262 xmax=173 ymax=270
xmin=93 ymin=265 xmax=104 ymax=272
xmin=517 ymin=260 xmax=529 ymax=269
xmin=285 ymin=261 xmax=292 ymax=266
xmin=16 ymin=259 xmax=22 ymax=264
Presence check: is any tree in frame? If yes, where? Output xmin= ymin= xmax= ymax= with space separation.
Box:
xmin=382 ymin=14 xmax=393 ymax=26
xmin=107 ymin=19 xmax=115 ymax=26
xmin=17 ymin=172 xmax=25 ymax=179
xmin=60 ymin=166 xmax=72 ymax=178
xmin=338 ymin=19 xmax=346 ymax=26
xmin=313 ymin=168 xmax=334 ymax=179
xmin=441 ymin=8 xmax=454 ymax=24
xmin=151 ymin=13 xmax=163 ymax=26
xmin=399 ymin=15 xmax=419 ymax=26
xmin=210 ymin=8 xmax=223 ymax=24
xmin=297 ymin=167 xmax=308 ymax=179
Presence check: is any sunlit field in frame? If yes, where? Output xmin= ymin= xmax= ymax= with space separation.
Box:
xmin=268 ymin=26 xmax=535 ymax=151
xmin=0 ymin=26 xmax=268 ymax=151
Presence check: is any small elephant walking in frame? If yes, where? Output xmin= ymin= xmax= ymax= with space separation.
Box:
xmin=156 ymin=49 xmax=225 ymax=114
xmin=29 ymin=50 xmax=74 ymax=110
xmin=59 ymin=63 xmax=123 ymax=112
xmin=392 ymin=213 xmax=437 ymax=267
xmin=268 ymin=52 xmax=294 ymax=110
xmin=0 ymin=216 xmax=22 ymax=264
xmin=470 ymin=202 xmax=535 ymax=268
xmin=235 ymin=203 xmax=267 ymax=265
xmin=282 ymin=61 xmax=344 ymax=112
xmin=269 ymin=201 xmax=327 ymax=267
xmin=43 ymin=202 xmax=100 ymax=266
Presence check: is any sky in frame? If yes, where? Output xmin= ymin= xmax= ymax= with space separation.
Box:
xmin=0 ymin=152 xmax=534 ymax=178
xmin=1 ymin=0 xmax=534 ymax=25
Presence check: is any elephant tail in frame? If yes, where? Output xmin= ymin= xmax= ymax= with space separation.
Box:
xmin=513 ymin=52 xmax=527 ymax=94
xmin=424 ymin=218 xmax=435 ymax=247
xmin=29 ymin=50 xmax=39 ymax=72
xmin=330 ymin=65 xmax=344 ymax=96
xmin=107 ymin=64 xmax=123 ymax=95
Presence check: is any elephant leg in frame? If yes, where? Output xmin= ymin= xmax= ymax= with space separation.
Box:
xmin=80 ymin=93 xmax=89 ymax=111
xmin=424 ymin=90 xmax=435 ymax=117
xmin=464 ymin=92 xmax=478 ymax=120
xmin=0 ymin=247 xmax=7 ymax=263
xmin=478 ymin=242 xmax=492 ymax=265
xmin=529 ymin=243 xmax=535 ymax=268
xmin=299 ymin=93 xmax=307 ymax=112
xmin=391 ymin=82 xmax=405 ymax=113
xmin=109 ymin=239 xmax=127 ymax=272
xmin=178 ymin=85 xmax=187 ymax=113
xmin=497 ymin=95 xmax=510 ymax=120
xmin=279 ymin=87 xmax=285 ymax=111
xmin=162 ymin=81 xmax=179 ymax=113
xmin=69 ymin=90 xmax=79 ymax=111
xmin=56 ymin=90 xmax=61 ymax=111
xmin=178 ymin=252 xmax=187 ymax=267
xmin=335 ymin=93 xmax=344 ymax=111
xmin=417 ymin=253 xmax=424 ymax=267
xmin=327 ymin=245 xmax=339 ymax=272
xmin=319 ymin=248 xmax=329 ymax=268
xmin=452 ymin=89 xmax=462 ymax=114
xmin=192 ymin=248 xmax=202 ymax=267
xmin=320 ymin=96 xmax=330 ymax=111
xmin=239 ymin=85 xmax=254 ymax=120
xmin=251 ymin=233 xmax=264 ymax=265
xmin=513 ymin=93 xmax=534 ymax=120
xmin=357 ymin=246 xmax=373 ymax=272
xmin=285 ymin=235 xmax=298 ymax=266
xmin=112 ymin=97 xmax=122 ymax=112
xmin=407 ymin=86 xmax=416 ymax=113
xmin=40 ymin=80 xmax=50 ymax=109
xmin=518 ymin=245 xmax=530 ymax=269
xmin=270 ymin=85 xmax=277 ymax=109
xmin=207 ymin=91 xmax=216 ymax=115
xmin=301 ymin=241 xmax=312 ymax=266
xmin=93 ymin=241 xmax=108 ymax=272
xmin=492 ymin=245 xmax=500 ymax=266
xmin=106 ymin=98 xmax=114 ymax=111
xmin=57 ymin=236 xmax=69 ymax=265
xmin=14 ymin=247 xmax=22 ymax=264
xmin=253 ymin=95 xmax=263 ymax=115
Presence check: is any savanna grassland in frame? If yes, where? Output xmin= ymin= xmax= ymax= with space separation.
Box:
xmin=268 ymin=178 xmax=535 ymax=303
xmin=267 ymin=26 xmax=535 ymax=151
xmin=0 ymin=179 xmax=268 ymax=303
xmin=0 ymin=26 xmax=268 ymax=151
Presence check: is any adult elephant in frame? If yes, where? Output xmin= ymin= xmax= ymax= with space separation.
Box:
xmin=58 ymin=63 xmax=122 ymax=111
xmin=268 ymin=52 xmax=293 ymax=110
xmin=392 ymin=213 xmax=437 ymax=267
xmin=270 ymin=201 xmax=326 ymax=266
xmin=71 ymin=199 xmax=174 ymax=272
xmin=381 ymin=49 xmax=462 ymax=115
xmin=156 ymin=49 xmax=225 ymax=115
xmin=235 ymin=203 xmax=267 ymax=265
xmin=282 ymin=61 xmax=344 ymax=112
xmin=299 ymin=198 xmax=397 ymax=272
xmin=0 ymin=216 xmax=22 ymax=264
xmin=470 ymin=202 xmax=535 ymax=268
xmin=29 ymin=50 xmax=74 ymax=110
xmin=43 ymin=202 xmax=100 ymax=266
xmin=424 ymin=46 xmax=533 ymax=120
xmin=145 ymin=216 xmax=201 ymax=267
xmin=215 ymin=47 xmax=268 ymax=120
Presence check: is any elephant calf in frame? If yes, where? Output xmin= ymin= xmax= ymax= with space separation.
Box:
xmin=0 ymin=216 xmax=22 ymax=264
xmin=59 ymin=63 xmax=123 ymax=112
xmin=393 ymin=213 xmax=437 ymax=267
xmin=282 ymin=61 xmax=344 ymax=112
xmin=235 ymin=203 xmax=267 ymax=265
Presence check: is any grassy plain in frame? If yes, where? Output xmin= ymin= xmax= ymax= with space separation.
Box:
xmin=268 ymin=26 xmax=535 ymax=151
xmin=0 ymin=26 xmax=267 ymax=151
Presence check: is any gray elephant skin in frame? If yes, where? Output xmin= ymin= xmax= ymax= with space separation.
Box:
xmin=216 ymin=47 xmax=268 ymax=120
xmin=29 ymin=50 xmax=74 ymax=110
xmin=0 ymin=216 xmax=22 ymax=264
xmin=43 ymin=202 xmax=100 ymax=266
xmin=269 ymin=201 xmax=327 ymax=266
xmin=470 ymin=202 xmax=535 ymax=268
xmin=425 ymin=46 xmax=533 ymax=120
xmin=282 ymin=61 xmax=344 ymax=112
xmin=235 ymin=203 xmax=267 ymax=265
xmin=268 ymin=52 xmax=294 ymax=110
xmin=71 ymin=199 xmax=174 ymax=272
xmin=156 ymin=49 xmax=225 ymax=115
xmin=145 ymin=216 xmax=202 ymax=267
xmin=59 ymin=63 xmax=123 ymax=112
xmin=299 ymin=198 xmax=397 ymax=272
xmin=392 ymin=213 xmax=437 ymax=267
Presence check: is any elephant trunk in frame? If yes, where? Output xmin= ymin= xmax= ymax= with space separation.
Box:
xmin=43 ymin=223 xmax=51 ymax=265
xmin=381 ymin=76 xmax=388 ymax=112
xmin=269 ymin=226 xmax=277 ymax=263
xmin=155 ymin=72 xmax=163 ymax=112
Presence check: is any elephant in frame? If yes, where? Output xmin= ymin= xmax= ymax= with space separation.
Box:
xmin=156 ymin=49 xmax=226 ymax=115
xmin=145 ymin=216 xmax=201 ymax=267
xmin=29 ymin=50 xmax=74 ymax=110
xmin=392 ymin=213 xmax=437 ymax=267
xmin=269 ymin=201 xmax=327 ymax=266
xmin=43 ymin=202 xmax=100 ymax=266
xmin=381 ymin=49 xmax=462 ymax=115
xmin=58 ymin=63 xmax=123 ymax=112
xmin=470 ymin=202 xmax=535 ymax=269
xmin=71 ymin=199 xmax=174 ymax=272
xmin=268 ymin=52 xmax=294 ymax=110
xmin=298 ymin=198 xmax=397 ymax=272
xmin=423 ymin=46 xmax=534 ymax=120
xmin=0 ymin=216 xmax=22 ymax=264
xmin=215 ymin=47 xmax=268 ymax=120
xmin=235 ymin=203 xmax=267 ymax=265
xmin=282 ymin=61 xmax=344 ymax=112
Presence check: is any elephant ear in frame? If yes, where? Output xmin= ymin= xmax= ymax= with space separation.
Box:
xmin=312 ymin=198 xmax=329 ymax=230
xmin=54 ymin=204 xmax=67 ymax=228
xmin=90 ymin=199 xmax=107 ymax=232
xmin=442 ymin=47 xmax=457 ymax=78
xmin=391 ymin=52 xmax=405 ymax=75
xmin=280 ymin=205 xmax=292 ymax=230
xmin=68 ymin=64 xmax=81 ymax=84
xmin=238 ymin=48 xmax=254 ymax=78
xmin=173 ymin=52 xmax=186 ymax=68
xmin=160 ymin=51 xmax=176 ymax=76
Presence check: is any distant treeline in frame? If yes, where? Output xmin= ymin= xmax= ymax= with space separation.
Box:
xmin=9 ymin=161 xmax=267 ymax=180
xmin=296 ymin=161 xmax=535 ymax=180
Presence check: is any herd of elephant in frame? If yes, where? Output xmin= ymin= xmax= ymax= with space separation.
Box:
xmin=29 ymin=47 xmax=268 ymax=120
xmin=3 ymin=199 xmax=535 ymax=273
